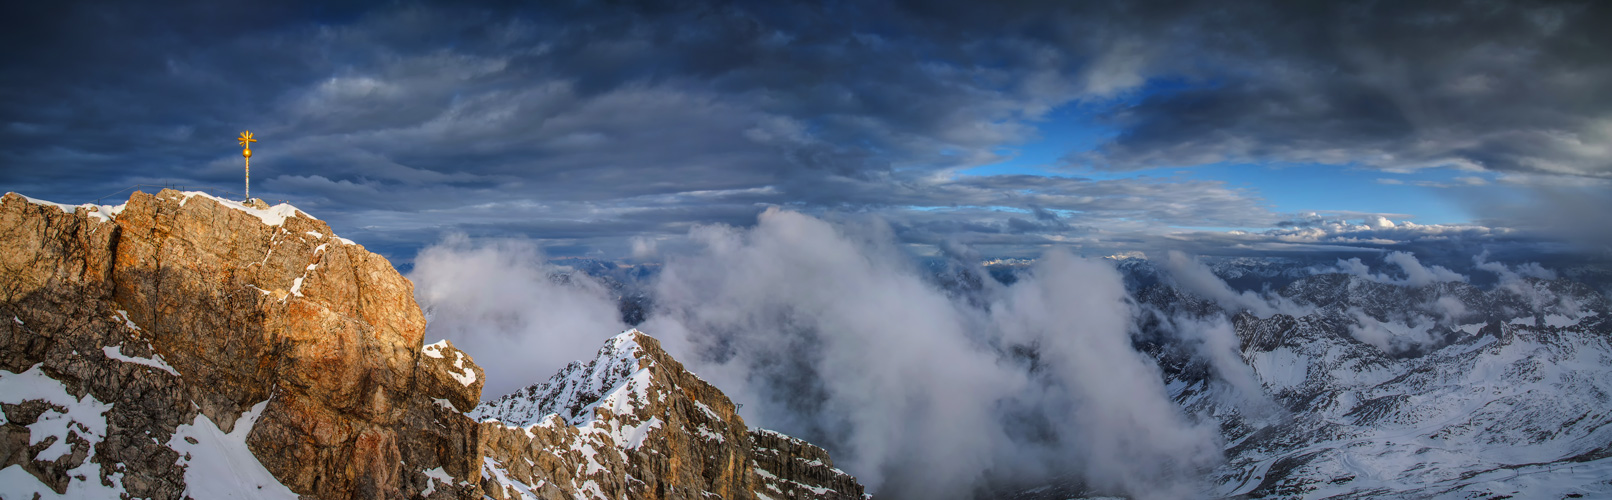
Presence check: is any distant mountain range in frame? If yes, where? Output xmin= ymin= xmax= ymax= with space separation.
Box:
xmin=1000 ymin=260 xmax=1612 ymax=499
xmin=6 ymin=188 xmax=1608 ymax=499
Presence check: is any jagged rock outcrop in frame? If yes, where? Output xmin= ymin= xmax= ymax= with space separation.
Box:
xmin=474 ymin=330 xmax=867 ymax=500
xmin=0 ymin=190 xmax=481 ymax=498
xmin=750 ymin=428 xmax=865 ymax=500
xmin=0 ymin=189 xmax=866 ymax=499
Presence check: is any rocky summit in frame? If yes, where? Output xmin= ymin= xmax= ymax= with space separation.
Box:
xmin=0 ymin=189 xmax=865 ymax=499
xmin=473 ymin=330 xmax=866 ymax=500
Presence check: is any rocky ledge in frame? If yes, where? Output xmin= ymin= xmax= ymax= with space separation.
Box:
xmin=0 ymin=189 xmax=864 ymax=499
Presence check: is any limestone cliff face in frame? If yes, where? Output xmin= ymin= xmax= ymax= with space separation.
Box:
xmin=0 ymin=189 xmax=865 ymax=500
xmin=0 ymin=190 xmax=481 ymax=499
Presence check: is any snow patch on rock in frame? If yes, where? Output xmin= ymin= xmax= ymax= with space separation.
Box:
xmin=175 ymin=191 xmax=314 ymax=227
xmin=168 ymin=399 xmax=299 ymax=499
xmin=0 ymin=365 xmax=122 ymax=498
xmin=101 ymin=345 xmax=179 ymax=376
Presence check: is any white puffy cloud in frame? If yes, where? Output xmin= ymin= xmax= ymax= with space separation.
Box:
xmin=409 ymin=234 xmax=629 ymax=398
xmin=640 ymin=208 xmax=1221 ymax=499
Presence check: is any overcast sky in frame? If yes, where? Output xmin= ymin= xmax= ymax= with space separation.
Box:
xmin=3 ymin=0 xmax=1609 ymax=264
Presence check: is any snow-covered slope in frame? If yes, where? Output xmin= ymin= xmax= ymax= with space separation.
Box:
xmin=0 ymin=366 xmax=126 ymax=499
xmin=1136 ymin=271 xmax=1612 ymax=499
xmin=1188 ymin=316 xmax=1612 ymax=498
xmin=472 ymin=331 xmax=651 ymax=428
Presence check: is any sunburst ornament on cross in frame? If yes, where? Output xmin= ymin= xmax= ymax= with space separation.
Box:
xmin=237 ymin=130 xmax=257 ymax=201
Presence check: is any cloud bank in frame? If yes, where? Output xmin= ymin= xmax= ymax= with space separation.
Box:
xmin=411 ymin=208 xmax=1238 ymax=498
xmin=410 ymin=234 xmax=627 ymax=397
xmin=409 ymin=208 xmax=1611 ymax=498
xmin=637 ymin=209 xmax=1222 ymax=499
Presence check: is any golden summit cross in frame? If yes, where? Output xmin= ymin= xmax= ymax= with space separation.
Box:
xmin=237 ymin=131 xmax=256 ymax=201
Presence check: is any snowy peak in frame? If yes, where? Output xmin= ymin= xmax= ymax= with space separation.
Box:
xmin=473 ymin=329 xmax=867 ymax=500
xmin=473 ymin=329 xmax=657 ymax=427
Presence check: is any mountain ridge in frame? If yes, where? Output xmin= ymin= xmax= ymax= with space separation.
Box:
xmin=473 ymin=328 xmax=866 ymax=500
xmin=0 ymin=189 xmax=865 ymax=499
xmin=1142 ymin=273 xmax=1612 ymax=499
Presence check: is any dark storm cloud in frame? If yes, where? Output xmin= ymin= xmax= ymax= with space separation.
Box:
xmin=1072 ymin=1 xmax=1612 ymax=179
xmin=2 ymin=0 xmax=1606 ymax=260
xmin=1463 ymin=179 xmax=1612 ymax=257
